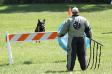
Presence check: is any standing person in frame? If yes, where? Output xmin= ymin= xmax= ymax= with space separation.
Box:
xmin=58 ymin=7 xmax=92 ymax=71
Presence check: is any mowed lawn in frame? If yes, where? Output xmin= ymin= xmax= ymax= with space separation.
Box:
xmin=0 ymin=4 xmax=112 ymax=74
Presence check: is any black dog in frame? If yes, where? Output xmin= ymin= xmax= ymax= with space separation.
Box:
xmin=35 ymin=19 xmax=45 ymax=43
xmin=35 ymin=19 xmax=45 ymax=32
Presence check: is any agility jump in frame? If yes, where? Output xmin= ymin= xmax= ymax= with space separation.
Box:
xmin=6 ymin=31 xmax=103 ymax=70
xmin=6 ymin=31 xmax=58 ymax=64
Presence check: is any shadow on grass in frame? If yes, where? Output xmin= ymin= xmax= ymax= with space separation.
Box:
xmin=54 ymin=60 xmax=66 ymax=63
xmin=45 ymin=70 xmax=81 ymax=73
xmin=0 ymin=4 xmax=112 ymax=13
xmin=102 ymin=32 xmax=112 ymax=34
xmin=0 ymin=63 xmax=9 ymax=67
xmin=23 ymin=61 xmax=32 ymax=65
xmin=45 ymin=70 xmax=68 ymax=73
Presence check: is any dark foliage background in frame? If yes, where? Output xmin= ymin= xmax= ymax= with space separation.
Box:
xmin=0 ymin=0 xmax=111 ymax=4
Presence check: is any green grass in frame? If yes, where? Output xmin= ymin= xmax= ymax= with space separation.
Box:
xmin=0 ymin=4 xmax=112 ymax=74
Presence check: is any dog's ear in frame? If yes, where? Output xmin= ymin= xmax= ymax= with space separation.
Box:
xmin=38 ymin=19 xmax=40 ymax=22
xmin=43 ymin=19 xmax=45 ymax=22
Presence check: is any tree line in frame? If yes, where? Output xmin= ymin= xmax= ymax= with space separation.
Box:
xmin=0 ymin=0 xmax=111 ymax=4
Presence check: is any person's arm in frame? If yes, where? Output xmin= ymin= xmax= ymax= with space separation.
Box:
xmin=58 ymin=19 xmax=70 ymax=37
xmin=84 ymin=20 xmax=92 ymax=39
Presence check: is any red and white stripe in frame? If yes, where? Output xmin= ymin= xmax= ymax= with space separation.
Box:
xmin=8 ymin=32 xmax=58 ymax=42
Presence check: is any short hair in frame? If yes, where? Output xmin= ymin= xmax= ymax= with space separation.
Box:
xmin=72 ymin=7 xmax=79 ymax=13
xmin=72 ymin=7 xmax=79 ymax=16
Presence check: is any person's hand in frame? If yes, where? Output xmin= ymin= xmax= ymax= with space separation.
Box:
xmin=57 ymin=33 xmax=64 ymax=37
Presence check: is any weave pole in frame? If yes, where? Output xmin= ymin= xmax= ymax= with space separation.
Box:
xmin=87 ymin=38 xmax=103 ymax=69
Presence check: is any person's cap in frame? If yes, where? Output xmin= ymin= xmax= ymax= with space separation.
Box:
xmin=72 ymin=7 xmax=79 ymax=13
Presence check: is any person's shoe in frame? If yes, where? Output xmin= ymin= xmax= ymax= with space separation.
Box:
xmin=66 ymin=66 xmax=73 ymax=72
xmin=67 ymin=69 xmax=73 ymax=72
xmin=81 ymin=67 xmax=87 ymax=71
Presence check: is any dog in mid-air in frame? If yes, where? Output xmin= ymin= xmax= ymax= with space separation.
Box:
xmin=35 ymin=19 xmax=45 ymax=43
xmin=35 ymin=19 xmax=45 ymax=32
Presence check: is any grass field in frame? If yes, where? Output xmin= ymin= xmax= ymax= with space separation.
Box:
xmin=0 ymin=4 xmax=112 ymax=74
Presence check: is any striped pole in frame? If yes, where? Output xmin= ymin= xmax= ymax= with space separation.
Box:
xmin=8 ymin=32 xmax=57 ymax=42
